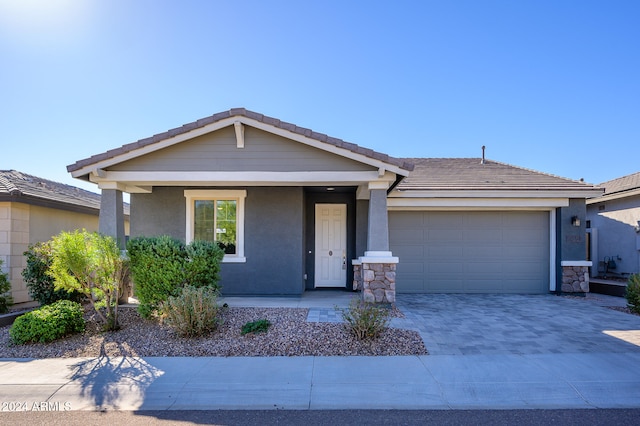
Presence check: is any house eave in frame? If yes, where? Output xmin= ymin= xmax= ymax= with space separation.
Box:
xmin=90 ymin=170 xmax=396 ymax=193
xmin=390 ymin=188 xmax=603 ymax=199
xmin=586 ymin=187 xmax=640 ymax=204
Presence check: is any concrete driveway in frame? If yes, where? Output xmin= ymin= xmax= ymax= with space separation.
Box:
xmin=394 ymin=293 xmax=640 ymax=355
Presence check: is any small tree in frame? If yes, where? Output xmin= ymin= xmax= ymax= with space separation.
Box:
xmin=22 ymin=241 xmax=83 ymax=306
xmin=0 ymin=259 xmax=12 ymax=314
xmin=49 ymin=230 xmax=125 ymax=331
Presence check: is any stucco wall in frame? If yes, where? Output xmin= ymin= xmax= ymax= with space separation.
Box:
xmin=356 ymin=199 xmax=369 ymax=257
xmin=130 ymin=186 xmax=305 ymax=295
xmin=111 ymin=126 xmax=375 ymax=173
xmin=0 ymin=202 xmax=107 ymax=304
xmin=558 ymin=198 xmax=588 ymax=261
xmin=587 ymin=194 xmax=640 ymax=276
xmin=130 ymin=187 xmax=186 ymax=239
xmin=29 ymin=205 xmax=100 ymax=243
xmin=0 ymin=202 xmax=29 ymax=304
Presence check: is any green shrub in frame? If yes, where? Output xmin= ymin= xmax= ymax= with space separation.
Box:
xmin=241 ymin=319 xmax=271 ymax=335
xmin=9 ymin=300 xmax=85 ymax=345
xmin=127 ymin=236 xmax=223 ymax=318
xmin=337 ymin=298 xmax=390 ymax=340
xmin=22 ymin=241 xmax=83 ymax=306
xmin=161 ymin=285 xmax=221 ymax=337
xmin=49 ymin=230 xmax=125 ymax=331
xmin=127 ymin=236 xmax=187 ymax=318
xmin=185 ymin=240 xmax=224 ymax=288
xmin=626 ymin=274 xmax=640 ymax=314
xmin=0 ymin=259 xmax=12 ymax=314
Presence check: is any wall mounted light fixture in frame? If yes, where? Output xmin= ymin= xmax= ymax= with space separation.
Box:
xmin=571 ymin=216 xmax=581 ymax=227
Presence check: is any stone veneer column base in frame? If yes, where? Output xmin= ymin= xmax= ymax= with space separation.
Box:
xmin=352 ymin=251 xmax=398 ymax=304
xmin=561 ymin=261 xmax=592 ymax=293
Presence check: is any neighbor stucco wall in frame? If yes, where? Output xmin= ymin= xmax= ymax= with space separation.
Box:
xmin=0 ymin=202 xmax=29 ymax=304
xmin=130 ymin=186 xmax=305 ymax=295
xmin=0 ymin=202 xmax=106 ymax=304
xmin=587 ymin=194 xmax=640 ymax=276
xmin=29 ymin=205 xmax=100 ymax=243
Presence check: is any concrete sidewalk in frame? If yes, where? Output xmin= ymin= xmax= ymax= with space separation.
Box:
xmin=1 ymin=353 xmax=640 ymax=411
xmin=1 ymin=292 xmax=639 ymax=411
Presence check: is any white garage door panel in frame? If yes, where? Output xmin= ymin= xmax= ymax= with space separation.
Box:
xmin=389 ymin=211 xmax=550 ymax=294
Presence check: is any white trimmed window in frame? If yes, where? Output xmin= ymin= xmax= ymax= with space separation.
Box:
xmin=185 ymin=190 xmax=246 ymax=263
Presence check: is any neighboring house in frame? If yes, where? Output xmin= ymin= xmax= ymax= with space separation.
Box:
xmin=67 ymin=108 xmax=602 ymax=301
xmin=586 ymin=171 xmax=640 ymax=279
xmin=0 ymin=170 xmax=130 ymax=304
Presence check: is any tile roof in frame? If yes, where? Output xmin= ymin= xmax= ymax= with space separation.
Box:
xmin=396 ymin=158 xmax=596 ymax=191
xmin=0 ymin=170 xmax=129 ymax=214
xmin=597 ymin=171 xmax=640 ymax=196
xmin=67 ymin=108 xmax=414 ymax=174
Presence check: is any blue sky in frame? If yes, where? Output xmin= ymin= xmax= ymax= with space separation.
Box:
xmin=1 ymin=0 xmax=638 ymax=194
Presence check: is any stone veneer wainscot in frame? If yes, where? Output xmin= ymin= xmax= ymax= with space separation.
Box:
xmin=561 ymin=261 xmax=592 ymax=293
xmin=352 ymin=251 xmax=398 ymax=303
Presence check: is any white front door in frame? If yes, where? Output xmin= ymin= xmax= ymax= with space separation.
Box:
xmin=315 ymin=203 xmax=347 ymax=287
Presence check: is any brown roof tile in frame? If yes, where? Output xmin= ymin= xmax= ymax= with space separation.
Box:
xmin=396 ymin=158 xmax=596 ymax=191
xmin=0 ymin=170 xmax=129 ymax=215
xmin=597 ymin=171 xmax=640 ymax=196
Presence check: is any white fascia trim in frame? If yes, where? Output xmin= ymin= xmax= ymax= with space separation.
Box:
xmin=92 ymin=170 xmax=382 ymax=186
xmin=586 ymin=188 xmax=640 ymax=204
xmin=71 ymin=117 xmax=241 ymax=178
xmin=94 ymin=181 xmax=130 ymax=192
xmin=71 ymin=115 xmax=411 ymax=178
xmin=561 ymin=261 xmax=593 ymax=267
xmin=184 ymin=189 xmax=247 ymax=263
xmin=387 ymin=198 xmax=569 ymax=210
xmin=96 ymin=182 xmax=152 ymax=193
xmin=392 ymin=190 xmax=602 ymax=198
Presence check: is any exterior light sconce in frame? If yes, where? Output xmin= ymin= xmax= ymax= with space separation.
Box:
xmin=571 ymin=216 xmax=581 ymax=227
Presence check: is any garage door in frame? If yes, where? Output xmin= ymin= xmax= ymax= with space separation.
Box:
xmin=389 ymin=211 xmax=550 ymax=293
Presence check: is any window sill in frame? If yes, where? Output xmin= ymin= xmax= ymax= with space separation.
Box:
xmin=222 ymin=256 xmax=246 ymax=263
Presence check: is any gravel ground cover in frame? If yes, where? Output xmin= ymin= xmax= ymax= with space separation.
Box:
xmin=0 ymin=306 xmax=427 ymax=358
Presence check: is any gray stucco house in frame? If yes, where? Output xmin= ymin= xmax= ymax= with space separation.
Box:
xmin=67 ymin=108 xmax=602 ymax=301
xmin=586 ymin=172 xmax=640 ymax=280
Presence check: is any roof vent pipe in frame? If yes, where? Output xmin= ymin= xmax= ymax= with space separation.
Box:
xmin=481 ymin=145 xmax=486 ymax=164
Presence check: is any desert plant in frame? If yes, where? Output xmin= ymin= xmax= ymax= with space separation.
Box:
xmin=626 ymin=273 xmax=640 ymax=314
xmin=161 ymin=285 xmax=221 ymax=337
xmin=49 ymin=230 xmax=125 ymax=331
xmin=337 ymin=298 xmax=390 ymax=340
xmin=0 ymin=259 xmax=12 ymax=314
xmin=241 ymin=319 xmax=271 ymax=335
xmin=22 ymin=241 xmax=83 ymax=306
xmin=127 ymin=236 xmax=223 ymax=318
xmin=9 ymin=300 xmax=85 ymax=344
